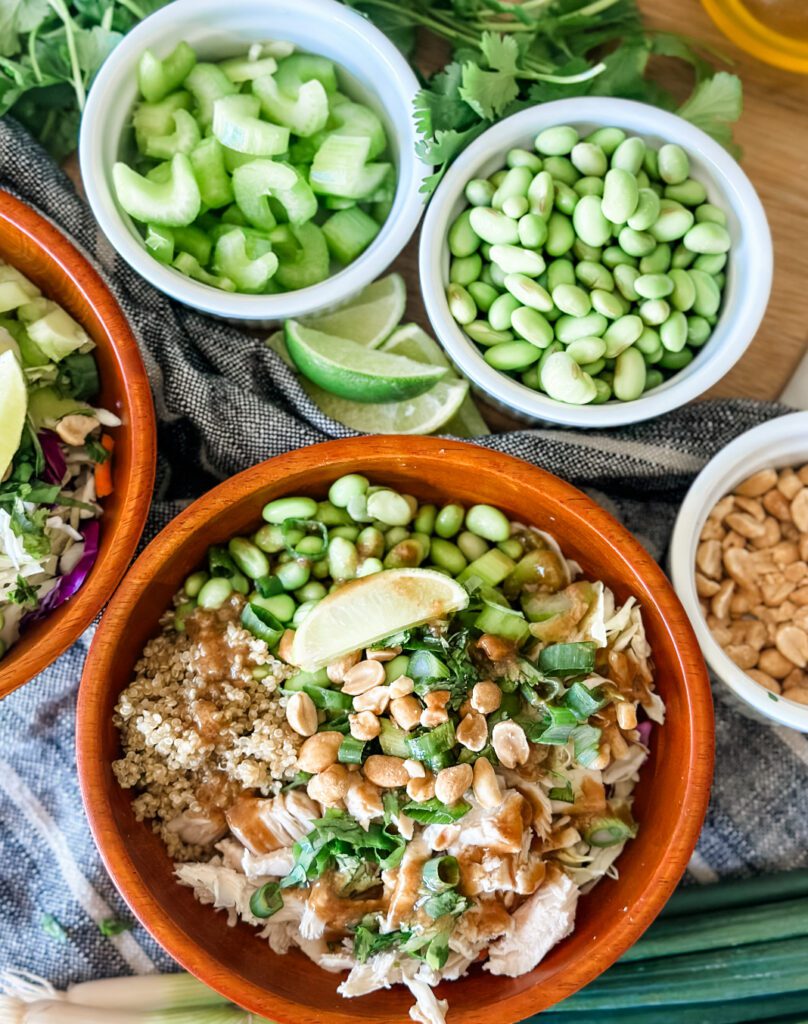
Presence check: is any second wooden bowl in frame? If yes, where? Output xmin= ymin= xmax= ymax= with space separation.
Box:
xmin=77 ymin=436 xmax=713 ymax=1023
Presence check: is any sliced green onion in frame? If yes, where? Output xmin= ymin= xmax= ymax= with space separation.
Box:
xmin=407 ymin=719 xmax=456 ymax=761
xmin=425 ymin=930 xmax=450 ymax=970
xmin=250 ymin=880 xmax=283 ymax=918
xmin=241 ymin=602 xmax=285 ymax=646
xmin=208 ymin=544 xmax=238 ymax=578
xmin=539 ymin=641 xmax=597 ymax=675
xmin=300 ymin=684 xmax=353 ymax=713
xmin=285 ymin=667 xmax=329 ymax=690
xmin=549 ymin=780 xmax=575 ymax=802
xmin=282 ymin=516 xmax=328 ymax=558
xmin=379 ymin=718 xmax=411 ymax=759
xmin=338 ymin=736 xmax=366 ymax=765
xmin=583 ymin=815 xmax=638 ymax=847
xmin=423 ymin=855 xmax=460 ymax=893
xmin=421 ymin=889 xmax=470 ymax=920
xmin=408 ymin=649 xmax=450 ymax=682
xmin=402 ymin=798 xmax=470 ymax=825
xmin=255 ymin=573 xmax=285 ymax=598
xmin=564 ymin=681 xmax=609 ymax=719
xmin=572 ymin=723 xmax=603 ymax=767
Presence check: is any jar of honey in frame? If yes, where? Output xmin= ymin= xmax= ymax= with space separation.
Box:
xmin=702 ymin=0 xmax=808 ymax=73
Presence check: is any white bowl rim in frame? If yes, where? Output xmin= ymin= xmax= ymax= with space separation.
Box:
xmin=419 ymin=96 xmax=773 ymax=428
xmin=670 ymin=410 xmax=808 ymax=731
xmin=79 ymin=0 xmax=429 ymax=320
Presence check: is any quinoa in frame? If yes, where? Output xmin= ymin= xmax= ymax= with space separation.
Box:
xmin=113 ymin=594 xmax=300 ymax=860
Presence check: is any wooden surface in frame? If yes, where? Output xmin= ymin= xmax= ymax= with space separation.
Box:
xmin=78 ymin=436 xmax=713 ymax=1024
xmin=389 ymin=0 xmax=808 ymax=406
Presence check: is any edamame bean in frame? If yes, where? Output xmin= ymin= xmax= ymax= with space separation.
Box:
xmin=262 ymin=496 xmax=317 ymax=524
xmin=669 ymin=268 xmax=696 ymax=311
xmin=649 ymin=200 xmax=694 ymax=242
xmin=683 ymin=222 xmax=731 ymax=254
xmin=292 ymin=600 xmax=319 ymax=625
xmin=489 ymin=292 xmax=521 ymax=331
xmin=347 ymin=493 xmax=372 ymax=522
xmin=545 ymin=212 xmax=575 ymax=256
xmin=567 ymin=336 xmax=606 ymax=364
xmin=687 ymin=315 xmax=712 ymax=347
xmin=576 ymin=261 xmax=614 ymax=291
xmin=635 ymin=326 xmax=661 ymax=355
xmin=465 ymin=504 xmax=511 ymax=542
xmin=612 ymin=137 xmax=645 ymax=175
xmin=603 ymin=314 xmax=643 ymax=357
xmin=450 ymin=253 xmax=483 ymax=286
xmin=555 ymin=311 xmax=608 ymax=342
xmin=316 ymin=501 xmax=352 ymax=526
xmin=198 ymin=577 xmax=233 ymax=610
xmin=665 ymin=179 xmax=707 ymax=206
xmin=614 ymin=263 xmax=641 ymax=300
xmin=521 ymin=365 xmax=540 ymax=388
xmin=367 ymin=489 xmax=413 ymax=526
xmin=572 ymin=238 xmax=602 ymax=262
xmin=543 ymin=156 xmax=578 ymax=186
xmin=448 ymin=283 xmax=476 ymax=325
xmin=627 ymin=188 xmax=660 ymax=231
xmin=635 ymin=273 xmax=673 ymax=299
xmin=639 ymin=243 xmax=671 ymax=274
xmin=528 ymin=171 xmax=554 ymax=220
xmin=695 ymin=203 xmax=727 ymax=226
xmin=384 ymin=538 xmax=425 ymax=568
xmin=488 ymin=261 xmax=507 ymax=288
xmin=592 ymin=378 xmax=612 ymax=403
xmin=490 ymin=244 xmax=545 ymax=277
xmin=581 ymin=357 xmax=606 ymax=376
xmin=434 ymin=503 xmax=465 ymax=538
xmin=328 ymin=536 xmax=358 ymax=579
xmin=602 ymin=168 xmax=639 ymax=225
xmin=328 ymin=474 xmax=368 ymax=509
xmin=469 ymin=206 xmax=519 ymax=245
xmin=671 ymin=243 xmax=696 ymax=269
xmin=492 ymin=166 xmax=533 ymax=210
xmin=540 ymin=350 xmax=597 ymax=404
xmin=659 ymin=347 xmax=694 ymax=370
xmin=585 ymin=126 xmax=626 ymax=154
xmin=505 ymin=273 xmax=553 ymax=312
xmin=636 ymin=170 xmax=650 ymax=189
xmin=591 ymin=288 xmax=625 ymax=319
xmin=553 ymin=181 xmax=579 ymax=216
xmin=465 ymin=177 xmax=495 ymax=207
xmin=329 ymin=525 xmax=360 ymax=542
xmin=570 ymin=142 xmax=607 ymax=176
xmin=614 ymin=346 xmax=646 ymax=400
xmin=642 ymin=146 xmax=659 ymax=180
xmin=507 ymin=147 xmax=542 ymax=172
xmin=603 ymin=246 xmax=638 ymax=268
xmin=277 ymin=559 xmax=310 ymax=591
xmin=547 ymin=258 xmax=575 ymax=291
xmin=535 ymin=125 xmax=578 ymax=155
xmin=311 ymin=558 xmax=329 ymax=579
xmin=357 ymin=525 xmax=385 ymax=559
xmin=498 ymin=538 xmax=524 ymax=560
xmin=467 ymin=281 xmax=499 ymax=313
xmin=489 ymin=169 xmax=508 ymax=188
xmin=228 ymin=537 xmax=270 ymax=579
xmin=689 ymin=269 xmax=722 ymax=316
xmin=638 ymin=298 xmax=670 ymax=326
xmin=254 ymin=524 xmax=289 ymax=553
xmin=693 ymin=252 xmax=727 ymax=274
xmin=174 ymin=601 xmax=196 ymax=633
xmin=457 ymin=530 xmax=489 ymax=561
xmin=618 ymin=227 xmax=656 ymax=258
xmin=485 ymin=341 xmax=540 ymax=371
xmin=258 ymin=593 xmax=296 ymax=622
xmin=572 ymin=195 xmax=611 ymax=247
xmin=429 ymin=538 xmax=468 ymax=575
xmin=511 ymin=306 xmax=554 ymax=348
xmin=644 ymin=368 xmax=664 ymax=391
xmin=465 ymin=321 xmax=514 ymax=346
xmin=658 ymin=143 xmax=689 ymax=185
xmin=357 ymin=558 xmax=384 ymax=578
xmin=537 ymin=340 xmax=563 ymax=389
xmin=518 ymin=213 xmax=548 ymax=249
xmin=448 ymin=209 xmax=481 ymax=258
xmin=573 ymin=176 xmax=604 ymax=197
xmin=384 ymin=526 xmax=409 ymax=550
xmin=659 ymin=310 xmax=688 ymax=352
xmin=184 ymin=571 xmax=208 ymax=598
xmin=552 ymin=283 xmax=591 ymax=317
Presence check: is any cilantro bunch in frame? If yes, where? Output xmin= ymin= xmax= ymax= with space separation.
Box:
xmin=347 ymin=0 xmax=743 ymax=194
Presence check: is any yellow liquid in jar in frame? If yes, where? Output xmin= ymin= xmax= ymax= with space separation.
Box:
xmin=743 ymin=0 xmax=808 ymax=40
xmin=702 ymin=0 xmax=808 ymax=72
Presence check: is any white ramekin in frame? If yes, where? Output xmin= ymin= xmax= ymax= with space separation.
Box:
xmin=79 ymin=0 xmax=428 ymax=322
xmin=419 ymin=97 xmax=773 ymax=428
xmin=670 ymin=412 xmax=808 ymax=731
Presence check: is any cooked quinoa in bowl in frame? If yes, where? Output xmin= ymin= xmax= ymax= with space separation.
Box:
xmin=113 ymin=473 xmax=664 ymax=1024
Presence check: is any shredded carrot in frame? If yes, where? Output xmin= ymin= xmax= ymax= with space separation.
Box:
xmin=95 ymin=433 xmax=115 ymax=498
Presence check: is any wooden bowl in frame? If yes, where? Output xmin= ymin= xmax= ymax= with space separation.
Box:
xmin=0 ymin=190 xmax=155 ymax=698
xmin=78 ymin=436 xmax=713 ymax=1023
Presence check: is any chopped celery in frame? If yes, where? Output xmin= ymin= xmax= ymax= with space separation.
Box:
xmin=253 ymin=74 xmax=329 ymax=138
xmin=173 ymin=252 xmax=236 ymax=291
xmin=172 ymin=224 xmax=212 ymax=265
xmin=474 ymin=603 xmax=530 ymax=644
xmin=143 ymin=108 xmax=201 ymax=160
xmin=379 ymin=719 xmax=411 ymax=759
xmin=145 ymin=224 xmax=174 ymax=264
xmin=458 ymin=549 xmax=516 ymax=587
xmin=273 ymin=223 xmax=330 ymax=290
xmin=133 ymin=91 xmax=191 ymax=153
xmin=329 ymin=97 xmax=387 ymax=159
xmin=185 ymin=63 xmax=238 ymax=126
xmin=324 ymin=196 xmax=357 ymax=210
xmin=323 ymin=207 xmax=380 ymax=263
xmin=275 ymin=54 xmax=338 ymax=95
xmin=189 ymin=138 xmax=234 ymax=208
xmin=222 ymin=145 xmax=256 ymax=173
xmin=113 ymin=154 xmax=201 ymax=227
xmin=213 ymin=228 xmax=279 ymax=293
xmin=137 ymin=42 xmax=196 ymax=103
xmin=26 ymin=307 xmax=89 ymax=362
xmin=220 ymin=55 xmax=278 ymax=82
xmin=232 ymin=159 xmax=316 ymax=229
xmin=146 ymin=161 xmax=172 ymax=184
xmin=310 ymin=134 xmax=391 ymax=199
xmin=212 ymin=95 xmax=289 ymax=156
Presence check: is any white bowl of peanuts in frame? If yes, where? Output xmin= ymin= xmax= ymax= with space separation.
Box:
xmin=670 ymin=411 xmax=808 ymax=730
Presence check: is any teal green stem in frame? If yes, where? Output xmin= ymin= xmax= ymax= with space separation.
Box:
xmin=46 ymin=0 xmax=85 ymax=109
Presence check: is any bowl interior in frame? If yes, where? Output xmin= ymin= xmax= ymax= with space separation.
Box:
xmin=420 ymin=97 xmax=771 ymax=427
xmin=81 ymin=0 xmax=425 ymax=320
xmin=671 ymin=411 xmax=808 ymax=730
xmin=0 ymin=191 xmax=155 ymax=697
xmin=79 ymin=437 xmax=713 ymax=1023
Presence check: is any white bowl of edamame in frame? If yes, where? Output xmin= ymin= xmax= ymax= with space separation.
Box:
xmin=419 ymin=97 xmax=772 ymax=427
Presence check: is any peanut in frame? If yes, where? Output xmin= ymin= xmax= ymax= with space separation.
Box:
xmin=353 ymin=685 xmax=390 ymax=715
xmin=363 ymin=754 xmax=409 ymax=788
xmin=403 ymin=758 xmax=425 ymax=778
xmin=735 ymin=469 xmax=777 ymax=497
xmin=783 ymin=686 xmax=808 ymax=706
xmin=365 ymin=646 xmax=402 ymax=662
xmin=55 ymin=414 xmax=99 ymax=446
xmin=791 ymin=489 xmax=808 ymax=533
xmin=775 ymin=625 xmax=808 ymax=669
xmin=307 ymin=764 xmax=350 ymax=806
xmin=285 ymin=691 xmax=318 ymax=737
xmin=456 ymin=711 xmax=488 ymax=752
xmin=435 ymin=763 xmax=473 ymax=805
xmin=758 ymin=648 xmax=796 ymax=679
xmin=777 ymin=468 xmax=803 ymax=500
xmin=725 ymin=512 xmax=766 ymax=540
xmin=491 ymin=721 xmax=529 ymax=769
xmin=342 ymin=659 xmax=386 ymax=694
xmin=472 ymin=756 xmax=501 ymax=809
xmin=697 ymin=539 xmax=722 ymax=579
xmin=349 ymin=711 xmax=380 ymax=741
xmin=278 ymin=629 xmax=296 ymax=664
xmin=327 ymin=650 xmax=361 ymax=684
xmin=747 ymin=668 xmax=781 ymax=694
xmin=388 ymin=674 xmax=415 ymax=698
xmin=390 ymin=695 xmax=422 ymax=732
xmin=763 ymin=489 xmax=792 ymax=522
xmin=297 ymin=731 xmax=343 ymax=773
xmin=470 ymin=679 xmax=502 ymax=714
xmin=406 ymin=774 xmax=436 ymax=803
xmin=696 ymin=573 xmax=721 ymax=598
xmin=734 ymin=496 xmax=766 ymax=521
xmin=616 ymin=701 xmax=638 ymax=730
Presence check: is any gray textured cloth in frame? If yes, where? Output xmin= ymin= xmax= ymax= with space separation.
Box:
xmin=0 ymin=118 xmax=806 ymax=989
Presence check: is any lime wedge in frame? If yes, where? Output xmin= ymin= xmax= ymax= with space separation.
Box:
xmin=0 ymin=349 xmax=27 ymax=479
xmin=290 ymin=568 xmax=469 ymax=670
xmin=285 ymin=321 xmax=446 ymax=403
xmin=305 ymin=376 xmax=469 ymax=434
xmin=301 ymin=273 xmax=405 ymax=348
xmin=382 ymin=324 xmax=491 ymax=437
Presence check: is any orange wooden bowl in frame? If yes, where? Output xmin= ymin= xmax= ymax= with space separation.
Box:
xmin=0 ymin=190 xmax=155 ymax=698
xmin=78 ymin=436 xmax=713 ymax=1023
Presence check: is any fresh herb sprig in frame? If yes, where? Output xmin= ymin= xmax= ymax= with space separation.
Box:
xmin=347 ymin=0 xmax=743 ymax=194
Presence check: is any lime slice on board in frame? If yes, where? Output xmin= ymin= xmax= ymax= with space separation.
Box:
xmin=285 ymin=321 xmax=446 ymax=402
xmin=301 ymin=273 xmax=405 ymax=348
xmin=290 ymin=567 xmax=469 ymax=670
xmin=0 ymin=349 xmax=27 ymax=479
xmin=382 ymin=324 xmax=491 ymax=437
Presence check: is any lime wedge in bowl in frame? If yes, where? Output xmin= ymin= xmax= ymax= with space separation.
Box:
xmin=301 ymin=273 xmax=405 ymax=348
xmin=0 ymin=349 xmax=27 ymax=479
xmin=290 ymin=567 xmax=469 ymax=670
xmin=285 ymin=321 xmax=446 ymax=402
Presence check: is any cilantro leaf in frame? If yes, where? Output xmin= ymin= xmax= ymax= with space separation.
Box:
xmin=459 ymin=32 xmax=520 ymax=119
xmin=9 ymin=574 xmax=38 ymax=608
xmin=677 ymin=71 xmax=743 ymax=152
xmin=0 ymin=0 xmax=50 ymax=58
xmin=10 ymin=496 xmax=51 ymax=559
